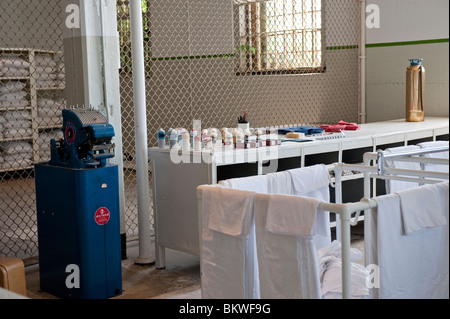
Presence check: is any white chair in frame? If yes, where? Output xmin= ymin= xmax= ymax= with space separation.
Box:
xmin=198 ymin=185 xmax=259 ymax=299
xmin=253 ymin=192 xmax=322 ymax=299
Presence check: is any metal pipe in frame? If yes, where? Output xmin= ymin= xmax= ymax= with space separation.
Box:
xmin=334 ymin=165 xmax=343 ymax=244
xmin=359 ymin=0 xmax=367 ymax=124
xmin=130 ymin=0 xmax=154 ymax=265
xmin=340 ymin=209 xmax=352 ymax=299
xmin=380 ymin=146 xmax=449 ymax=159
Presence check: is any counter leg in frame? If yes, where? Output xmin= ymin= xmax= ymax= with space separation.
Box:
xmin=155 ymin=243 xmax=166 ymax=270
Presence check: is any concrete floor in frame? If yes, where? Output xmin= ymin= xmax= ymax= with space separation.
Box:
xmin=24 ymin=239 xmax=202 ymax=299
xmin=23 ymin=222 xmax=365 ymax=300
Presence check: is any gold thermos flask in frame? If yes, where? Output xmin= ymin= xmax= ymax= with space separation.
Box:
xmin=406 ymin=59 xmax=425 ymax=122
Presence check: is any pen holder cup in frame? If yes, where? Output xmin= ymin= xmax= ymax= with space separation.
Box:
xmin=238 ymin=122 xmax=249 ymax=131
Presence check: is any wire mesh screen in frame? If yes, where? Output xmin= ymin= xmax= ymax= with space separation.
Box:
xmin=1 ymin=0 xmax=360 ymax=259
xmin=0 ymin=0 xmax=66 ymax=258
xmin=0 ymin=0 xmax=145 ymax=258
xmin=130 ymin=0 xmax=360 ymax=150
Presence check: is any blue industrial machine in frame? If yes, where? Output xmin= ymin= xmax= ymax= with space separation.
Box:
xmin=35 ymin=107 xmax=122 ymax=299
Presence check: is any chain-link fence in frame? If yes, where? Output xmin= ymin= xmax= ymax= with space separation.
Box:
xmin=1 ymin=0 xmax=360 ymax=260
xmin=0 ymin=0 xmax=66 ymax=259
xmin=140 ymin=0 xmax=359 ymax=150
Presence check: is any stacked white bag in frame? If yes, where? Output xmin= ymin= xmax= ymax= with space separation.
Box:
xmin=1 ymin=110 xmax=32 ymax=139
xmin=38 ymin=129 xmax=63 ymax=161
xmin=0 ymin=55 xmax=30 ymax=78
xmin=0 ymin=140 xmax=33 ymax=169
xmin=37 ymin=97 xmax=65 ymax=127
xmin=55 ymin=61 xmax=65 ymax=86
xmin=0 ymin=113 xmax=4 ymax=140
xmin=0 ymin=80 xmax=29 ymax=109
xmin=34 ymin=54 xmax=64 ymax=88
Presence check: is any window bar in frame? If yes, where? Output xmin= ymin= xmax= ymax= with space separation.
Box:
xmin=291 ymin=0 xmax=296 ymax=68
xmin=245 ymin=4 xmax=251 ymax=72
xmin=302 ymin=0 xmax=306 ymax=68
xmin=273 ymin=4 xmax=277 ymax=69
xmin=251 ymin=2 xmax=261 ymax=71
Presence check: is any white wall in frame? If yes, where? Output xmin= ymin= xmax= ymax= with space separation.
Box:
xmin=366 ymin=0 xmax=449 ymax=44
xmin=365 ymin=0 xmax=449 ymax=123
xmin=0 ymin=0 xmax=64 ymax=50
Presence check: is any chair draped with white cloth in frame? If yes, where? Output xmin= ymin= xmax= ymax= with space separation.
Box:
xmin=384 ymin=141 xmax=449 ymax=193
xmin=198 ymin=150 xmax=449 ymax=299
xmin=199 ymin=164 xmax=370 ymax=299
xmin=199 ymin=185 xmax=259 ymax=299
xmin=417 ymin=141 xmax=449 ymax=175
xmin=368 ymin=181 xmax=449 ymax=299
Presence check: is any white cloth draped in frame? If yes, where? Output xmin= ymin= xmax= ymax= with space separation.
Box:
xmin=200 ymin=185 xmax=259 ymax=299
xmin=369 ymin=182 xmax=449 ymax=299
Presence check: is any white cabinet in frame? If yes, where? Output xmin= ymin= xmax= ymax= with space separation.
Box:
xmin=0 ymin=48 xmax=65 ymax=172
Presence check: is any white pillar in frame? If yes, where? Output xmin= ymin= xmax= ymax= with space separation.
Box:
xmin=129 ymin=0 xmax=154 ymax=265
xmin=63 ymin=0 xmax=127 ymax=257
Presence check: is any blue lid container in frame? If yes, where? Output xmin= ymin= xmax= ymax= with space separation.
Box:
xmin=409 ymin=59 xmax=423 ymax=65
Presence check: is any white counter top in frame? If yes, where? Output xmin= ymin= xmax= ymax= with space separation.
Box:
xmin=149 ymin=117 xmax=449 ymax=166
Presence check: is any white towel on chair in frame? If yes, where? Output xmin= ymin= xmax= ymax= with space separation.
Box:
xmin=200 ymin=185 xmax=258 ymax=299
xmin=371 ymin=187 xmax=449 ymax=299
xmin=418 ymin=141 xmax=449 ymax=174
xmin=265 ymin=193 xmax=319 ymax=237
xmin=384 ymin=145 xmax=421 ymax=193
xmin=219 ymin=174 xmax=269 ymax=194
xmin=206 ymin=186 xmax=255 ymax=237
xmin=266 ymin=170 xmax=295 ymax=195
xmin=397 ymin=182 xmax=448 ymax=234
xmin=254 ymin=193 xmax=322 ymax=299
xmin=288 ymin=164 xmax=331 ymax=249
xmin=289 ymin=164 xmax=330 ymax=196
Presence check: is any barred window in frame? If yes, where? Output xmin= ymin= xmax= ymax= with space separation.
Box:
xmin=235 ymin=0 xmax=324 ymax=75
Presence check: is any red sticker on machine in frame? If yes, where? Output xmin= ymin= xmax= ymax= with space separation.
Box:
xmin=94 ymin=207 xmax=110 ymax=226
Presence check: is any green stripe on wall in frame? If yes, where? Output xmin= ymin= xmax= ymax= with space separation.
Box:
xmin=151 ymin=53 xmax=234 ymax=62
xmin=149 ymin=39 xmax=449 ymax=61
xmin=326 ymin=45 xmax=359 ymax=50
xmin=151 ymin=45 xmax=359 ymax=62
xmin=366 ymin=38 xmax=449 ymax=48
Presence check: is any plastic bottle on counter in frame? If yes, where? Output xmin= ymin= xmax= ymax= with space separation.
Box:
xmin=221 ymin=128 xmax=228 ymax=144
xmin=203 ymin=132 xmax=212 ymax=150
xmin=177 ymin=128 xmax=184 ymax=147
xmin=210 ymin=131 xmax=218 ymax=148
xmin=194 ymin=135 xmax=202 ymax=151
xmin=182 ymin=131 xmax=190 ymax=151
xmin=157 ymin=129 xmax=166 ymax=149
xmin=169 ymin=129 xmax=178 ymax=149
xmin=190 ymin=129 xmax=198 ymax=147
xmin=201 ymin=129 xmax=208 ymax=148
xmin=224 ymin=131 xmax=233 ymax=149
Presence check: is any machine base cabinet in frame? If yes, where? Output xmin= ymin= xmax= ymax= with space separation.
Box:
xmin=35 ymin=164 xmax=122 ymax=299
